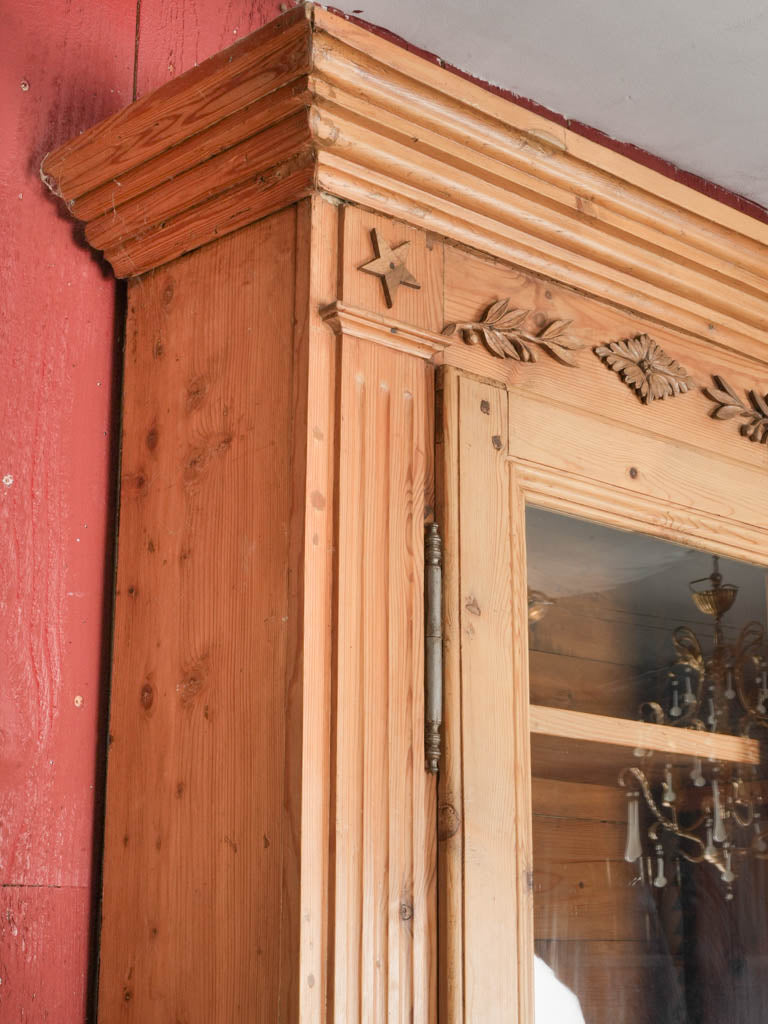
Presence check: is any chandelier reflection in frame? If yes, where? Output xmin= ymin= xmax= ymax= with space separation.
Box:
xmin=620 ymin=556 xmax=768 ymax=900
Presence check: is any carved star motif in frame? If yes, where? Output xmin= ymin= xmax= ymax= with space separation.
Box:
xmin=359 ymin=229 xmax=421 ymax=308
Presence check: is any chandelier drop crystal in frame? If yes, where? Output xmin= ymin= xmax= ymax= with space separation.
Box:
xmin=621 ymin=556 xmax=768 ymax=900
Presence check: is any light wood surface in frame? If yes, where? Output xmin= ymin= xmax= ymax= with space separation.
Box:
xmin=437 ymin=369 xmax=532 ymax=1021
xmin=339 ymin=207 xmax=445 ymax=333
xmin=507 ymin=390 xmax=768 ymax=530
xmin=297 ymin=195 xmax=339 ymax=1023
xmin=330 ymin=331 xmax=436 ymax=1023
xmin=320 ymin=302 xmax=450 ymax=361
xmin=529 ymin=705 xmax=761 ymax=765
xmin=434 ymin=367 xmax=464 ymax=1024
xmin=99 ymin=209 xmax=303 ymax=1021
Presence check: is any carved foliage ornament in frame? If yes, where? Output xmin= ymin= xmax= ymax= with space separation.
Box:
xmin=594 ymin=334 xmax=695 ymax=404
xmin=442 ymin=299 xmax=583 ymax=365
xmin=705 ymin=376 xmax=768 ymax=446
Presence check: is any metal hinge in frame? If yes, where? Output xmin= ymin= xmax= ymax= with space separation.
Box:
xmin=425 ymin=523 xmax=443 ymax=775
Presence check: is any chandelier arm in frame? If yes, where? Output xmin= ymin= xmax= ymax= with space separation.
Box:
xmin=735 ymin=621 xmax=765 ymax=662
xmin=673 ymin=626 xmax=705 ymax=675
xmin=619 ymin=766 xmax=708 ymax=864
xmin=637 ymin=700 xmax=664 ymax=724
xmin=731 ymin=786 xmax=754 ymax=828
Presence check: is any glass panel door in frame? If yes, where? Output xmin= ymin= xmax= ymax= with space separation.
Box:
xmin=527 ymin=506 xmax=768 ymax=1024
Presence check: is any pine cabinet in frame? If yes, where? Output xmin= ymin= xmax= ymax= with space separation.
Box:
xmin=44 ymin=6 xmax=768 ymax=1021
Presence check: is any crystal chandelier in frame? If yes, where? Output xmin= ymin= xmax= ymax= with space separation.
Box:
xmin=620 ymin=557 xmax=768 ymax=899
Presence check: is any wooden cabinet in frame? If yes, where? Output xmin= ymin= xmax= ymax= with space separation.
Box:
xmin=43 ymin=6 xmax=768 ymax=1022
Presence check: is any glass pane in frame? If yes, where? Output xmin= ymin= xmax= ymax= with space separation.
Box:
xmin=527 ymin=507 xmax=768 ymax=725
xmin=527 ymin=506 xmax=768 ymax=1024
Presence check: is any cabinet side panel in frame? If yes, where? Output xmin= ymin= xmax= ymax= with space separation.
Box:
xmin=99 ymin=209 xmax=300 ymax=1022
xmin=331 ymin=336 xmax=437 ymax=1023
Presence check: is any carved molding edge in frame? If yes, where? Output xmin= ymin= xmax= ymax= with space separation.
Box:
xmin=594 ymin=334 xmax=695 ymax=403
xmin=442 ymin=299 xmax=583 ymax=365
xmin=320 ymin=301 xmax=450 ymax=360
xmin=705 ymin=376 xmax=768 ymax=445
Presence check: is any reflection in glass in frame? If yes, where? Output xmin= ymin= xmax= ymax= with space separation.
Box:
xmin=527 ymin=507 xmax=768 ymax=1024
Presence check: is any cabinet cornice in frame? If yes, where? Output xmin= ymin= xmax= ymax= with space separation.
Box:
xmin=42 ymin=4 xmax=768 ymax=358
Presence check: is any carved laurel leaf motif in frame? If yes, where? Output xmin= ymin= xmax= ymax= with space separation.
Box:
xmin=705 ymin=375 xmax=768 ymax=445
xmin=594 ymin=335 xmax=694 ymax=403
xmin=442 ymin=299 xmax=582 ymax=365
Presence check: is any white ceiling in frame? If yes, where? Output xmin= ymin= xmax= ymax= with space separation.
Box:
xmin=337 ymin=0 xmax=768 ymax=210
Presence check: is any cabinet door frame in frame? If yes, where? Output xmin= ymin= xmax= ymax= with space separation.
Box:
xmin=436 ymin=363 xmax=768 ymax=1023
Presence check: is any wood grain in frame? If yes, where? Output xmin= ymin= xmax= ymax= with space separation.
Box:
xmin=441 ymin=371 xmax=525 ymax=1020
xmin=514 ymin=461 xmax=768 ymax=568
xmin=86 ymin=110 xmax=313 ymax=251
xmin=532 ymin=776 xmax=628 ymax=823
xmin=310 ymin=8 xmax=768 ymax=248
xmin=105 ymin=151 xmax=316 ymax=278
xmin=330 ymin=332 xmax=436 ymax=1023
xmin=529 ymin=705 xmax=761 ymax=765
xmin=530 ymin=649 xmax=646 ymax=719
xmin=43 ymin=6 xmax=768 ymax=357
xmin=339 ymin=206 xmax=444 ymax=333
xmin=443 ymin=244 xmax=768 ymax=443
xmin=507 ymin=390 xmax=768 ymax=530
xmin=72 ymin=79 xmax=312 ymax=223
xmin=297 ymin=195 xmax=339 ymax=1023
xmin=99 ymin=209 xmax=302 ymax=1022
xmin=434 ymin=366 xmax=464 ymax=1024
xmin=41 ymin=8 xmax=311 ymax=199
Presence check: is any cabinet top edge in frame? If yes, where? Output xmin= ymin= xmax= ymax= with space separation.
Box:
xmin=38 ymin=4 xmax=768 ymax=358
xmin=40 ymin=3 xmax=768 ymax=247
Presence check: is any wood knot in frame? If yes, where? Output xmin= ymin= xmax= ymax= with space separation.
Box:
xmin=183 ymin=434 xmax=233 ymax=484
xmin=123 ymin=470 xmax=148 ymax=497
xmin=399 ymin=902 xmax=414 ymax=921
xmin=177 ymin=655 xmax=208 ymax=708
xmin=465 ymin=595 xmax=481 ymax=616
xmin=140 ymin=682 xmax=154 ymax=711
xmin=178 ymin=672 xmax=204 ymax=706
xmin=186 ymin=376 xmax=208 ymax=412
xmin=438 ymin=803 xmax=461 ymax=841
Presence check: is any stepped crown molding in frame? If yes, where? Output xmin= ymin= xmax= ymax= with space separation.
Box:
xmin=42 ymin=4 xmax=768 ymax=358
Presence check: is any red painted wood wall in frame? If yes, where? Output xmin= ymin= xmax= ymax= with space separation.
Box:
xmin=0 ymin=2 xmax=282 ymax=1018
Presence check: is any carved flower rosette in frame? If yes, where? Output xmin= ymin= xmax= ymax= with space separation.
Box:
xmin=594 ymin=334 xmax=694 ymax=403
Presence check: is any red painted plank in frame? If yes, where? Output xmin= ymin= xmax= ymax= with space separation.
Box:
xmin=135 ymin=0 xmax=286 ymax=96
xmin=0 ymin=0 xmax=135 ymax=1018
xmin=0 ymin=886 xmax=90 ymax=1020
